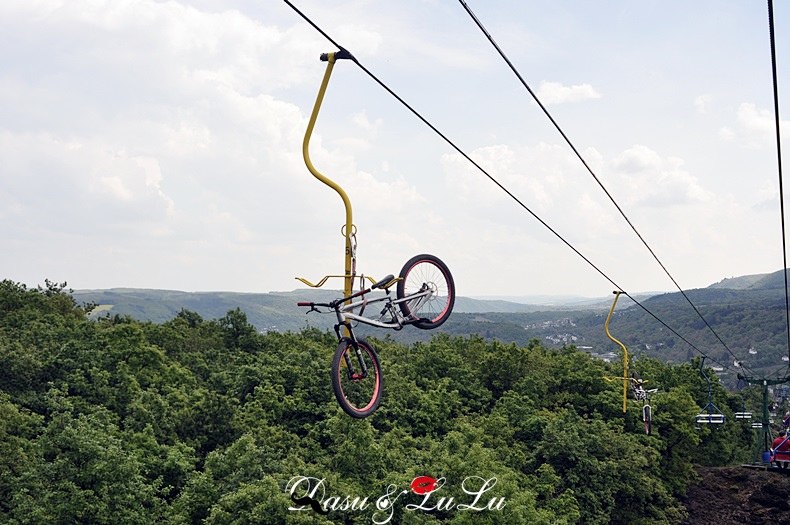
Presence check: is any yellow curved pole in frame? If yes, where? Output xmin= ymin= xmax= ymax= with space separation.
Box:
xmin=302 ymin=51 xmax=354 ymax=300
xmin=604 ymin=290 xmax=629 ymax=413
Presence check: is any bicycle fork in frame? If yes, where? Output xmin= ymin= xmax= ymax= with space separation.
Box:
xmin=344 ymin=343 xmax=369 ymax=381
xmin=334 ymin=323 xmax=369 ymax=381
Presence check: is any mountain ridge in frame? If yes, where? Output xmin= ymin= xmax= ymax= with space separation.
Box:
xmin=70 ymin=268 xmax=790 ymax=379
xmin=72 ymin=268 xmax=790 ymax=326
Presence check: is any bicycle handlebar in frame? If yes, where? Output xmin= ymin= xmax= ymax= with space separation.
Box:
xmin=297 ymin=285 xmax=373 ymax=311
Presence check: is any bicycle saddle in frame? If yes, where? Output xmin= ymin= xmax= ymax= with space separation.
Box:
xmin=371 ymin=274 xmax=395 ymax=289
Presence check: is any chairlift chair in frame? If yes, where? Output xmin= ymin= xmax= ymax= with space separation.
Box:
xmin=695 ymin=357 xmax=726 ymax=426
xmin=696 ymin=411 xmax=726 ymax=425
xmin=696 ymin=400 xmax=726 ymax=425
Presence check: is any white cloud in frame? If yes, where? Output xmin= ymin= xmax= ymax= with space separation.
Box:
xmin=717 ymin=103 xmax=789 ymax=148
xmin=0 ymin=0 xmax=786 ymax=300
xmin=536 ymin=81 xmax=601 ymax=105
xmin=352 ymin=111 xmax=382 ymax=133
xmin=0 ymin=132 xmax=176 ymax=235
xmin=611 ymin=145 xmax=713 ymax=207
xmin=737 ymin=103 xmax=773 ymax=133
xmin=441 ymin=142 xmax=581 ymax=214
xmin=0 ymin=1 xmax=333 ymax=289
xmin=718 ymin=127 xmax=736 ymax=141
xmin=694 ymin=93 xmax=712 ymax=113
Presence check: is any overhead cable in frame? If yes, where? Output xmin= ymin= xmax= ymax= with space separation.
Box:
xmin=766 ymin=0 xmax=790 ymax=365
xmin=282 ymin=0 xmax=737 ymax=372
xmin=457 ymin=0 xmax=758 ymax=375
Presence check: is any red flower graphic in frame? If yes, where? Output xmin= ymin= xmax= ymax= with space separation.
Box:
xmin=410 ymin=476 xmax=439 ymax=495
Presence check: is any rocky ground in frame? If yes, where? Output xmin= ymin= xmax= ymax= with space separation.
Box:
xmin=681 ymin=466 xmax=790 ymax=525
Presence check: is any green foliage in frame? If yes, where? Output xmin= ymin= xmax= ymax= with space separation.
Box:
xmin=0 ymin=280 xmax=756 ymax=524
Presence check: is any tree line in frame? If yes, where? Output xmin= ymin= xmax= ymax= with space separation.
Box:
xmin=0 ymin=279 xmax=758 ymax=524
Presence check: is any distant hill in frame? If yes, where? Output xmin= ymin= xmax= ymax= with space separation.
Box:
xmin=744 ymin=268 xmax=790 ymax=290
xmin=73 ymin=288 xmax=643 ymax=326
xmin=75 ymin=288 xmax=342 ymax=333
xmin=707 ymin=269 xmax=790 ymax=290
xmin=72 ymin=269 xmax=790 ymax=382
xmin=73 ymin=287 xmax=596 ymax=333
xmin=708 ymin=273 xmax=770 ymax=290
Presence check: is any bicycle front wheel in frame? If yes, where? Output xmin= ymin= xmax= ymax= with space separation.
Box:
xmin=331 ymin=338 xmax=383 ymax=418
xmin=397 ymin=254 xmax=455 ymax=330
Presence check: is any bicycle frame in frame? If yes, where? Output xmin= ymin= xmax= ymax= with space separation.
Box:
xmin=324 ymin=286 xmax=432 ymax=393
xmin=335 ymin=287 xmax=433 ymax=331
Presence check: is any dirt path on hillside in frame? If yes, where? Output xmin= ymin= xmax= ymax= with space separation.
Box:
xmin=681 ymin=466 xmax=790 ymax=524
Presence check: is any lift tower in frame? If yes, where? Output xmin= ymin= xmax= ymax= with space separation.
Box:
xmin=737 ymin=374 xmax=790 ymax=462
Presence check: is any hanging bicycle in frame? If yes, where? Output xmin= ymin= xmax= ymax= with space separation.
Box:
xmin=298 ymin=254 xmax=455 ymax=417
xmin=630 ymin=372 xmax=658 ymax=435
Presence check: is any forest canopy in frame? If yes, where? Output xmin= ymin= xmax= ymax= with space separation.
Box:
xmin=0 ymin=279 xmax=758 ymax=524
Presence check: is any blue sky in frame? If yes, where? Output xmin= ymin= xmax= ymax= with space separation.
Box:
xmin=1 ymin=1 xmax=788 ymax=298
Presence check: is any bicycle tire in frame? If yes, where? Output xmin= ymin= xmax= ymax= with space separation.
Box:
xmin=331 ymin=338 xmax=383 ymax=418
xmin=396 ymin=254 xmax=455 ymax=330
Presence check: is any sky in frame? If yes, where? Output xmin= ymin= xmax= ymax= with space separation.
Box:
xmin=1 ymin=0 xmax=789 ymax=299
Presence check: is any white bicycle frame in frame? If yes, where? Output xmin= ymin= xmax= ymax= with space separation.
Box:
xmin=334 ymin=287 xmax=433 ymax=330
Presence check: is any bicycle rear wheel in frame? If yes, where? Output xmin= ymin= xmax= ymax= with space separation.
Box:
xmin=396 ymin=254 xmax=455 ymax=330
xmin=331 ymin=338 xmax=383 ymax=418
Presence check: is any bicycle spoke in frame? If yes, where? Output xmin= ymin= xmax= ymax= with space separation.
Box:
xmin=397 ymin=254 xmax=455 ymax=329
